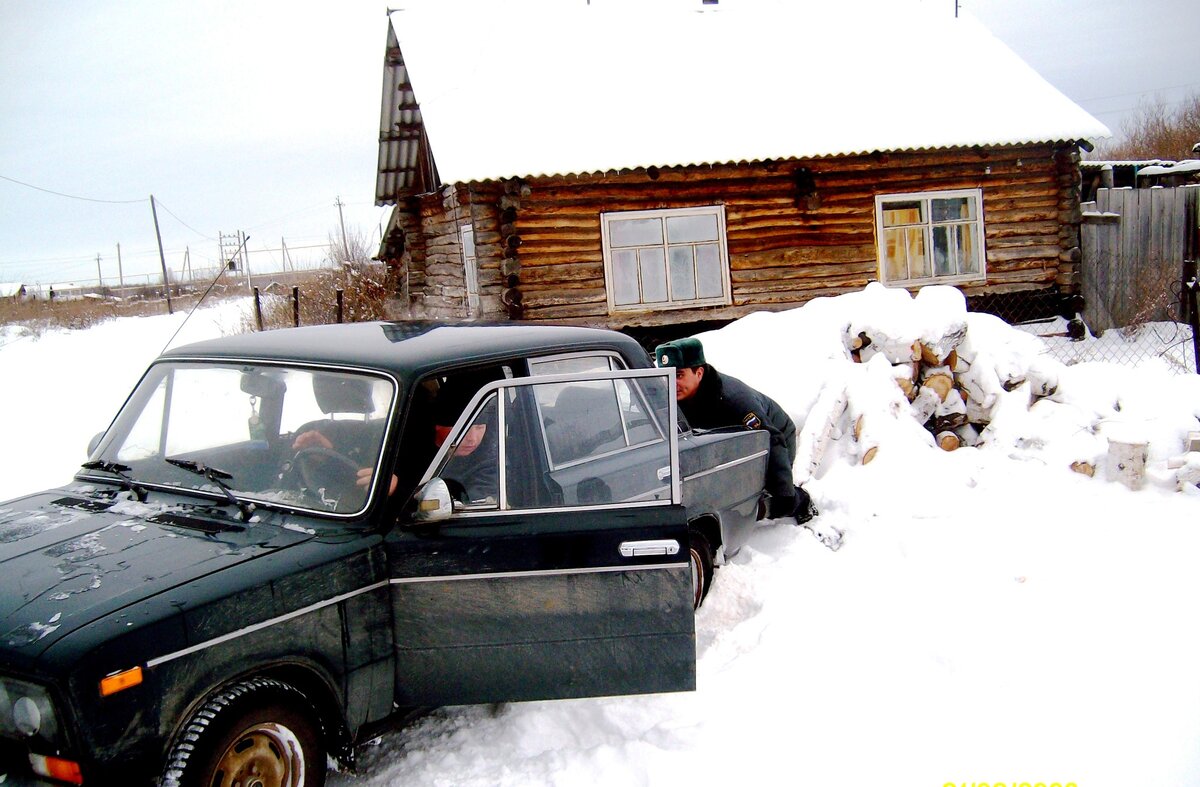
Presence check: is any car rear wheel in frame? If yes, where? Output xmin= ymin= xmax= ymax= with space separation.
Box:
xmin=688 ymin=529 xmax=714 ymax=610
xmin=162 ymin=677 xmax=326 ymax=787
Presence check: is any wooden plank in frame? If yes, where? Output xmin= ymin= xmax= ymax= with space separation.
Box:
xmin=731 ymin=261 xmax=876 ymax=283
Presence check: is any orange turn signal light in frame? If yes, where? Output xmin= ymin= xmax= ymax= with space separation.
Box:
xmin=29 ymin=753 xmax=84 ymax=785
xmin=99 ymin=666 xmax=143 ymax=697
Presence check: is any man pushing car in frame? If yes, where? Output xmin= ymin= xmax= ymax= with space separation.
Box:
xmin=655 ymin=337 xmax=834 ymax=544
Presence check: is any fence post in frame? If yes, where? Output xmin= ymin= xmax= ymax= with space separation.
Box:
xmin=292 ymin=286 xmax=300 ymax=328
xmin=1187 ymin=260 xmax=1200 ymax=374
xmin=336 ymin=288 xmax=344 ymax=324
xmin=253 ymin=286 xmax=264 ymax=332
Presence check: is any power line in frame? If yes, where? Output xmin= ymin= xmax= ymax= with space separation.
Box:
xmin=0 ymin=174 xmax=147 ymax=205
xmin=1077 ymin=81 xmax=1200 ymax=105
xmin=152 ymin=198 xmax=216 ymax=242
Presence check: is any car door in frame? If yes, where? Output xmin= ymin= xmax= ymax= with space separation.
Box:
xmin=383 ymin=368 xmax=694 ymax=707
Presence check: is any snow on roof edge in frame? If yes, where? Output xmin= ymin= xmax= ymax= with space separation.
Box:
xmin=448 ymin=140 xmax=1104 ymax=186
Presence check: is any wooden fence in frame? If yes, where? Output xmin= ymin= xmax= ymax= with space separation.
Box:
xmin=1080 ymin=185 xmax=1200 ymax=332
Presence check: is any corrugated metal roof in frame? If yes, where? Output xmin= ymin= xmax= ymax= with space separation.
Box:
xmin=375 ymin=23 xmax=439 ymax=204
xmin=376 ymin=1 xmax=1109 ymax=200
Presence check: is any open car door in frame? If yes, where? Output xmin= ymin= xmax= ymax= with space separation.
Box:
xmin=384 ymin=368 xmax=694 ymax=706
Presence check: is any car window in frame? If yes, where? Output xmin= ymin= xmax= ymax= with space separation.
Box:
xmin=422 ymin=369 xmax=676 ymax=514
xmin=96 ymin=362 xmax=395 ymax=516
xmin=527 ymin=353 xmax=625 ymax=376
xmin=433 ymin=392 xmax=500 ymax=510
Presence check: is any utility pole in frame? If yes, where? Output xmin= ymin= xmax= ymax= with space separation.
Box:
xmin=150 ymin=195 xmax=174 ymax=314
xmin=335 ymin=196 xmax=351 ymax=263
xmin=240 ymin=230 xmax=251 ymax=289
xmin=116 ymin=243 xmax=125 ymax=288
xmin=96 ymin=253 xmax=103 ymax=288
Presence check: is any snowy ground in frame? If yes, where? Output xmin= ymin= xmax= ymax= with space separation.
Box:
xmin=3 ymin=287 xmax=1199 ymax=787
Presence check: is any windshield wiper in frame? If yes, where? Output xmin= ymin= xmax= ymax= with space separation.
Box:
xmin=165 ymin=457 xmax=256 ymax=522
xmin=80 ymin=460 xmax=148 ymax=502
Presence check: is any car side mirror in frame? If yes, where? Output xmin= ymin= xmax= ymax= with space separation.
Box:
xmin=86 ymin=431 xmax=105 ymax=458
xmin=412 ymin=478 xmax=453 ymax=522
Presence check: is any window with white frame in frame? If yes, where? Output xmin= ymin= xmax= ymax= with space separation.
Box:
xmin=459 ymin=224 xmax=480 ymax=316
xmin=601 ymin=206 xmax=731 ymax=312
xmin=875 ymin=189 xmax=985 ymax=286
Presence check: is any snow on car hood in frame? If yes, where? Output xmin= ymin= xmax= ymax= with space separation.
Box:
xmin=0 ymin=485 xmax=315 ymax=660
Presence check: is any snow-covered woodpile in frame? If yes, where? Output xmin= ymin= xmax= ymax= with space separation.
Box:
xmin=845 ymin=300 xmax=1058 ymax=457
xmin=789 ymin=284 xmax=1065 ymax=476
xmin=700 ymin=283 xmax=1200 ymax=495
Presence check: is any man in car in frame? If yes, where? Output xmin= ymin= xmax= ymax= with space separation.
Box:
xmin=655 ymin=337 xmax=817 ymax=524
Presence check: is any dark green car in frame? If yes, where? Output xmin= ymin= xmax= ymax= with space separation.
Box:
xmin=0 ymin=322 xmax=767 ymax=787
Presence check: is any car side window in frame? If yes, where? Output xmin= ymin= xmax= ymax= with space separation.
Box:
xmin=527 ymin=353 xmax=625 ymax=376
xmin=434 ymin=392 xmax=500 ymax=509
xmin=421 ymin=370 xmax=676 ymax=515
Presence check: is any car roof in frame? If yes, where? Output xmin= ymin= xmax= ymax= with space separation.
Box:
xmin=161 ymin=321 xmax=649 ymax=380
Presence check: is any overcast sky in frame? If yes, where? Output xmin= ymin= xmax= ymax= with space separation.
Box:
xmin=2 ymin=0 xmax=1197 ymax=288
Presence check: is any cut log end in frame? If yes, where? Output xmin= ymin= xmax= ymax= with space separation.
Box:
xmin=1070 ymin=461 xmax=1096 ymax=477
xmin=936 ymin=431 xmax=960 ymax=451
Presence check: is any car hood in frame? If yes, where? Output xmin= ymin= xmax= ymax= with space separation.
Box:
xmin=0 ymin=485 xmax=316 ymax=660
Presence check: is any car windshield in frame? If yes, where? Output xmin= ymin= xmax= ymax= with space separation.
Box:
xmin=87 ymin=361 xmax=396 ymax=516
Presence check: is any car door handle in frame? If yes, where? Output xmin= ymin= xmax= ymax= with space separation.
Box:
xmin=619 ymin=539 xmax=681 ymax=557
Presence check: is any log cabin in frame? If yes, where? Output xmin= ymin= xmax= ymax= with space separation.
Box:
xmin=374 ymin=1 xmax=1109 ymax=339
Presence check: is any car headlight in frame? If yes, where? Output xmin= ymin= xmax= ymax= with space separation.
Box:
xmin=0 ymin=676 xmax=61 ymax=748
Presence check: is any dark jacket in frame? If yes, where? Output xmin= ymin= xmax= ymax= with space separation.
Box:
xmin=679 ymin=365 xmax=797 ymax=500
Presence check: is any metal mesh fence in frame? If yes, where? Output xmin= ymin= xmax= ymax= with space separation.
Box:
xmin=968 ymin=278 xmax=1198 ymax=375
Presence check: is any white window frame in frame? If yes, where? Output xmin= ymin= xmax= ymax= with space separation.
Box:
xmin=459 ymin=224 xmax=480 ymax=317
xmin=874 ymin=189 xmax=986 ymax=287
xmin=600 ymin=205 xmax=732 ymax=313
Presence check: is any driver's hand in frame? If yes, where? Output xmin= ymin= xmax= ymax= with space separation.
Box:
xmin=293 ymin=430 xmax=334 ymax=451
xmin=356 ymin=467 xmax=398 ymax=496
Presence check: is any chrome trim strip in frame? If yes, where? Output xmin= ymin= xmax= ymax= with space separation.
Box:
xmin=391 ymin=562 xmax=689 ymax=585
xmin=682 ymin=449 xmax=769 ymax=483
xmin=443 ymin=497 xmax=671 ymax=518
xmin=145 ymin=579 xmax=391 ymax=668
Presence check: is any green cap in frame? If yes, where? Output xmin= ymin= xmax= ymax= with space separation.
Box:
xmin=654 ymin=337 xmax=706 ymax=369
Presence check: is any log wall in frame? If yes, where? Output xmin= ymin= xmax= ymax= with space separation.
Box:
xmin=390 ymin=142 xmax=1083 ymax=327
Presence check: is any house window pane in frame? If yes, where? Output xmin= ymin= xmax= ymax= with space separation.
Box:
xmin=639 ymin=248 xmax=668 ymax=302
xmin=610 ymin=218 xmax=663 ymax=247
xmin=959 ymin=226 xmax=980 ymax=274
xmin=882 ymin=201 xmax=923 ymax=227
xmin=666 ymin=213 xmax=719 ymax=243
xmin=883 ymin=228 xmax=909 ymax=281
xmin=695 ymin=244 xmax=724 ymax=298
xmin=877 ymin=190 xmax=984 ymax=286
xmin=932 ymin=196 xmax=974 ymax=222
xmin=612 ymin=250 xmax=639 ymax=305
xmin=906 ymin=228 xmax=929 ymax=279
xmin=668 ymin=246 xmax=696 ymax=300
xmin=602 ymin=205 xmax=730 ymax=311
xmin=932 ymin=225 xmax=953 ymax=276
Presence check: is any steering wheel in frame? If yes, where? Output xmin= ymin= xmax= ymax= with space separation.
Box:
xmin=292 ymin=447 xmax=360 ymax=499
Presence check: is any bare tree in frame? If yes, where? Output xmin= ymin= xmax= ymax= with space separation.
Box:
xmin=1091 ymin=92 xmax=1200 ymax=161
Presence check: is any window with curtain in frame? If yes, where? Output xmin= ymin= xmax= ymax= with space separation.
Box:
xmin=875 ymin=189 xmax=985 ymax=286
xmin=601 ymin=206 xmax=732 ymax=312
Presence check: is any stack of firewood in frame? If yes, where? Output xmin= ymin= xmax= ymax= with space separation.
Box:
xmin=845 ymin=321 xmax=1058 ymax=461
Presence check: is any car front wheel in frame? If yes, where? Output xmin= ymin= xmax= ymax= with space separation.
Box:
xmin=161 ymin=677 xmax=326 ymax=787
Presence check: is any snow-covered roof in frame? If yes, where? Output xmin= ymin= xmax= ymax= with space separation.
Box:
xmin=1137 ymin=160 xmax=1200 ymax=177
xmin=1083 ymin=160 xmax=1171 ymax=168
xmin=382 ymin=1 xmax=1109 ymax=189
